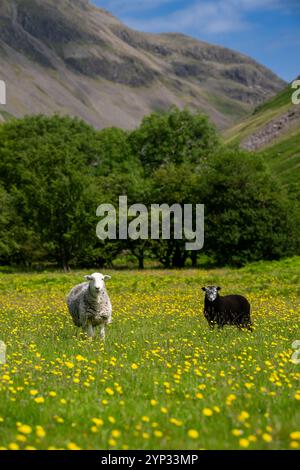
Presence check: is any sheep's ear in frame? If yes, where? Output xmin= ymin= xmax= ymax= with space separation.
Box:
xmin=217 ymin=286 xmax=221 ymax=291
xmin=84 ymin=275 xmax=93 ymax=281
xmin=104 ymin=275 xmax=111 ymax=281
xmin=202 ymin=287 xmax=206 ymax=292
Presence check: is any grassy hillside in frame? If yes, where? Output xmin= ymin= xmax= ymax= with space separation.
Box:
xmin=263 ymin=129 xmax=300 ymax=191
xmin=0 ymin=258 xmax=299 ymax=450
xmin=224 ymin=84 xmax=294 ymax=145
xmin=224 ymin=82 xmax=300 ymax=193
xmin=0 ymin=110 xmax=14 ymax=121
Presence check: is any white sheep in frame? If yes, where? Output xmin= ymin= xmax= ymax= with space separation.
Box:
xmin=67 ymin=273 xmax=112 ymax=340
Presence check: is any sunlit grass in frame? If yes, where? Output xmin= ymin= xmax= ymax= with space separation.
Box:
xmin=0 ymin=258 xmax=299 ymax=450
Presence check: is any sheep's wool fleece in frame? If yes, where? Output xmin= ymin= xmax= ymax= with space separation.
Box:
xmin=67 ymin=282 xmax=112 ymax=327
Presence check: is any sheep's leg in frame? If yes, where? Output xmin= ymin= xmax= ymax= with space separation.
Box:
xmin=100 ymin=325 xmax=106 ymax=341
xmin=84 ymin=321 xmax=95 ymax=339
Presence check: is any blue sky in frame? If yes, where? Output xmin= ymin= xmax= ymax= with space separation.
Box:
xmin=93 ymin=0 xmax=300 ymax=81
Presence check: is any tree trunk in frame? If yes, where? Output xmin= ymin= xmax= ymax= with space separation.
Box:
xmin=172 ymin=243 xmax=187 ymax=268
xmin=61 ymin=245 xmax=70 ymax=272
xmin=63 ymin=260 xmax=70 ymax=272
xmin=138 ymin=255 xmax=144 ymax=270
xmin=191 ymin=251 xmax=197 ymax=268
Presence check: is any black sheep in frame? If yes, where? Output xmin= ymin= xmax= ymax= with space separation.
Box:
xmin=202 ymin=286 xmax=252 ymax=331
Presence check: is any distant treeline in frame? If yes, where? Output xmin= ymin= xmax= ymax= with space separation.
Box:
xmin=0 ymin=108 xmax=299 ymax=270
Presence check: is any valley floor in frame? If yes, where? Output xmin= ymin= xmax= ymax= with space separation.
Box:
xmin=0 ymin=258 xmax=299 ymax=450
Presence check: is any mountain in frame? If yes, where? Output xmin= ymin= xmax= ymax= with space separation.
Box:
xmin=0 ymin=0 xmax=285 ymax=130
xmin=224 ymin=81 xmax=300 ymax=191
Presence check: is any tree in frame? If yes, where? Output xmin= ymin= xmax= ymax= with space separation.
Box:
xmin=0 ymin=113 xmax=298 ymax=269
xmin=96 ymin=164 xmax=151 ymax=269
xmin=0 ymin=115 xmax=101 ymax=269
xmin=129 ymin=107 xmax=219 ymax=175
xmin=149 ymin=163 xmax=200 ymax=268
xmin=0 ymin=185 xmax=18 ymax=264
xmin=92 ymin=127 xmax=140 ymax=176
xmin=198 ymin=148 xmax=299 ymax=266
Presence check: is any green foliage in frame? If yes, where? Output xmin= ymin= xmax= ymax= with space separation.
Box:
xmin=199 ymin=148 xmax=299 ymax=266
xmin=0 ymin=185 xmax=19 ymax=262
xmin=129 ymin=107 xmax=219 ymax=175
xmin=92 ymin=127 xmax=140 ymax=176
xmin=0 ymin=109 xmax=298 ymax=269
xmin=0 ymin=115 xmax=101 ymax=269
xmin=149 ymin=163 xmax=199 ymax=268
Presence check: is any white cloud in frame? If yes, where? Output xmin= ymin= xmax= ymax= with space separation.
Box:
xmin=96 ymin=0 xmax=297 ymax=36
xmin=123 ymin=1 xmax=253 ymax=35
xmin=97 ymin=0 xmax=176 ymax=15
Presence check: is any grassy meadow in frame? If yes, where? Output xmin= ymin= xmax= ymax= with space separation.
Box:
xmin=0 ymin=258 xmax=300 ymax=450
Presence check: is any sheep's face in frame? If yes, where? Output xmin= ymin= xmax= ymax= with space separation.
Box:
xmin=85 ymin=273 xmax=111 ymax=294
xmin=202 ymin=286 xmax=221 ymax=302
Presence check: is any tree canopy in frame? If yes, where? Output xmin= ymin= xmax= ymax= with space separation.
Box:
xmin=0 ymin=110 xmax=298 ymax=269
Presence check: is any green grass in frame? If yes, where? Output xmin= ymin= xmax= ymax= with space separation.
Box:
xmin=253 ymin=84 xmax=294 ymax=115
xmin=262 ymin=130 xmax=300 ymax=190
xmin=223 ymin=83 xmax=294 ymax=146
xmin=0 ymin=110 xmax=15 ymax=121
xmin=204 ymin=89 xmax=249 ymax=122
xmin=222 ymin=82 xmax=300 ymax=193
xmin=0 ymin=258 xmax=300 ymax=450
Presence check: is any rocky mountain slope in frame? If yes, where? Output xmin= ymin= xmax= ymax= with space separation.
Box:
xmin=224 ymin=82 xmax=300 ymax=191
xmin=0 ymin=0 xmax=285 ymax=129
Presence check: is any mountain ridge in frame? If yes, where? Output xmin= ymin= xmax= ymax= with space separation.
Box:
xmin=0 ymin=0 xmax=286 ymax=129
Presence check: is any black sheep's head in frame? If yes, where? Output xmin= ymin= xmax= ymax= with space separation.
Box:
xmin=202 ymin=286 xmax=221 ymax=302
